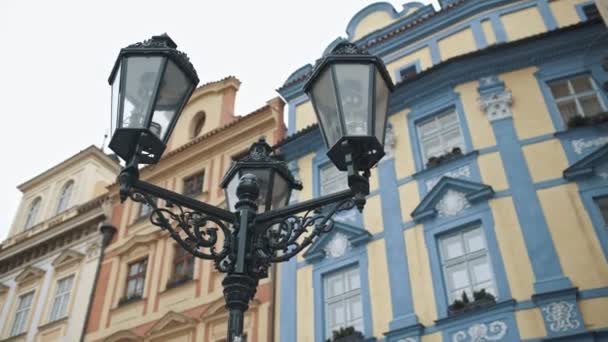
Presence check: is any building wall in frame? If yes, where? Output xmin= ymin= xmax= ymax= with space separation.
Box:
xmin=276 ymin=0 xmax=608 ymax=341
xmin=84 ymin=79 xmax=285 ymax=342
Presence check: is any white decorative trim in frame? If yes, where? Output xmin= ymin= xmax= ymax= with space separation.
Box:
xmin=435 ymin=190 xmax=471 ymax=217
xmin=397 ymin=338 xmax=417 ymax=342
xmin=425 ymin=166 xmax=472 ymax=191
xmin=324 ymin=233 xmax=351 ymax=258
xmin=478 ymin=90 xmax=513 ymax=122
xmin=452 ymin=320 xmax=508 ymax=342
xmin=572 ymin=136 xmax=608 ymax=155
xmin=86 ymin=241 xmax=102 ymax=261
xmin=383 ymin=123 xmax=397 ymax=160
xmin=542 ymin=301 xmax=581 ymax=333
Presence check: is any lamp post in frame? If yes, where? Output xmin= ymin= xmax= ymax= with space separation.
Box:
xmin=108 ymin=35 xmax=393 ymax=341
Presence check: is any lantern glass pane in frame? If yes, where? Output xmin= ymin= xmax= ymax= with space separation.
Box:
xmin=374 ymin=70 xmax=390 ymax=145
xmin=225 ymin=173 xmax=240 ymax=212
xmin=246 ymin=169 xmax=272 ymax=212
xmin=121 ymin=56 xmax=164 ymax=129
xmin=271 ymin=173 xmax=290 ymax=210
xmin=311 ymin=68 xmax=342 ymax=147
xmin=110 ymin=64 xmax=121 ymax=137
xmin=334 ymin=64 xmax=371 ymax=136
xmin=150 ymin=60 xmax=192 ymax=141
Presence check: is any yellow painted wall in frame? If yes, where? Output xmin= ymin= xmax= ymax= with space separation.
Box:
xmin=490 ymin=198 xmax=535 ymax=301
xmin=353 ymin=11 xmax=397 ymax=41
xmin=516 ymin=308 xmax=546 ymax=339
xmin=550 ymin=0 xmax=587 ymax=27
xmin=580 ymin=297 xmax=608 ymax=330
xmin=295 ymin=101 xmax=317 ymax=132
xmin=501 ymin=7 xmax=547 ymax=41
xmin=399 ymin=182 xmax=419 ymax=222
xmin=523 ymin=140 xmax=569 ymax=182
xmin=478 ymin=153 xmax=509 ymax=191
xmin=298 ymin=153 xmax=315 ymax=201
xmin=438 ymin=28 xmax=477 ymax=61
xmin=538 ymin=184 xmax=608 ymax=289
xmin=481 ymin=19 xmax=497 ymax=45
xmin=421 ymin=332 xmax=442 ymax=342
xmin=364 ymin=196 xmax=384 ymax=234
xmin=455 ymin=81 xmax=497 ymax=150
xmin=405 ymin=226 xmax=437 ymax=326
xmin=390 ymin=112 xmax=416 ymax=179
xmin=386 ymin=47 xmax=433 ymax=82
xmin=502 ymin=67 xmax=556 ymax=140
xmin=367 ymin=240 xmax=393 ymax=337
xmin=296 ymin=266 xmax=314 ymax=342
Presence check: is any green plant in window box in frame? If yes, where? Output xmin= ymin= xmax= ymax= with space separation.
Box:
xmin=567 ymin=112 xmax=608 ymax=129
xmin=448 ymin=289 xmax=496 ymax=316
xmin=326 ymin=326 xmax=365 ymax=342
xmin=118 ymin=294 xmax=143 ymax=306
xmin=426 ymin=147 xmax=463 ymax=168
xmin=166 ymin=274 xmax=194 ymax=290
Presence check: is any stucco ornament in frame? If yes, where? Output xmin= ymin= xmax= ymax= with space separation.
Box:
xmin=435 ymin=190 xmax=471 ymax=217
xmin=383 ymin=123 xmax=397 ymax=160
xmin=426 ymin=166 xmax=471 ymax=191
xmin=85 ymin=241 xmax=102 ymax=260
xmin=452 ymin=320 xmax=507 ymax=342
xmin=572 ymin=136 xmax=608 ymax=155
xmin=542 ymin=301 xmax=581 ymax=333
xmin=478 ymin=89 xmax=513 ymax=122
xmin=324 ymin=233 xmax=351 ymax=258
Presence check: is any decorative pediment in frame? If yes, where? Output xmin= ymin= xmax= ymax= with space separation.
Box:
xmin=412 ymin=177 xmax=494 ymax=222
xmin=15 ymin=266 xmax=45 ymax=284
xmin=564 ymin=144 xmax=608 ymax=181
xmin=303 ymin=222 xmax=372 ymax=262
xmin=145 ymin=311 xmax=197 ymax=336
xmin=52 ymin=249 xmax=84 ymax=269
xmin=111 ymin=231 xmax=161 ymax=256
xmin=103 ymin=330 xmax=143 ymax=342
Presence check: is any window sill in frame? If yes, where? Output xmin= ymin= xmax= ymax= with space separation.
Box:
xmin=1 ymin=331 xmax=27 ymax=342
xmin=164 ymin=276 xmax=194 ymax=291
xmin=554 ymin=121 xmax=608 ymax=138
xmin=412 ymin=151 xmax=479 ymax=180
xmin=38 ymin=316 xmax=68 ymax=331
xmin=117 ymin=295 xmax=144 ymax=307
xmin=434 ymin=298 xmax=515 ymax=327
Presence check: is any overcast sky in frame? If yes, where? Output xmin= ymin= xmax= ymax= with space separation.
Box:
xmin=0 ymin=0 xmax=438 ymax=240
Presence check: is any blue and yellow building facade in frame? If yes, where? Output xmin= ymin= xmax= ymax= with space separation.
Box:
xmin=274 ymin=1 xmax=608 ymax=341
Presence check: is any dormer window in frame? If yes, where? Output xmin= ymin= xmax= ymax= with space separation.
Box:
xmin=191 ymin=111 xmax=206 ymax=138
xmin=24 ymin=197 xmax=42 ymax=230
xmin=56 ymin=180 xmax=74 ymax=214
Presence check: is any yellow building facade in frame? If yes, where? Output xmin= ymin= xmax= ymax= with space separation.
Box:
xmin=275 ymin=1 xmax=608 ymax=341
xmin=84 ymin=77 xmax=285 ymax=342
xmin=0 ymin=146 xmax=119 ymax=342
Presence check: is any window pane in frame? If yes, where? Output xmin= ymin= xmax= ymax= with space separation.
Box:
xmin=549 ymin=81 xmax=570 ymax=98
xmin=597 ymin=198 xmax=608 ymax=226
xmin=470 ymin=257 xmax=493 ymax=284
xmin=320 ymin=164 xmax=348 ymax=196
xmin=346 ymin=270 xmax=361 ymax=291
xmin=571 ymin=76 xmax=593 ymax=93
xmin=464 ymin=229 xmax=485 ymax=253
xmin=326 ymin=274 xmax=344 ymax=298
xmin=439 ymin=111 xmax=458 ymax=126
xmin=418 ymin=118 xmax=438 ymax=136
xmin=441 ymin=235 xmax=464 ymax=260
xmin=328 ymin=302 xmax=345 ymax=326
xmin=347 ymin=296 xmax=362 ymax=320
xmin=558 ymin=101 xmax=579 ymax=121
xmin=580 ymin=95 xmax=603 ymax=116
xmin=446 ymin=264 xmax=470 ymax=290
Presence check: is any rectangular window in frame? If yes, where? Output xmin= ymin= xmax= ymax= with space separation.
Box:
xmin=417 ymin=110 xmax=465 ymax=164
xmin=324 ymin=266 xmax=363 ymax=338
xmin=172 ymin=246 xmax=195 ymax=281
xmin=597 ymin=197 xmax=608 ymax=228
xmin=48 ymin=275 xmax=74 ymax=322
xmin=125 ymin=259 xmax=147 ymax=300
xmin=320 ymin=164 xmax=348 ymax=196
xmin=10 ymin=291 xmax=34 ymax=337
xmin=183 ymin=172 xmax=205 ymax=197
xmin=439 ymin=226 xmax=496 ymax=303
xmin=548 ymin=75 xmax=606 ymax=122
xmin=399 ymin=65 xmax=418 ymax=82
xmin=583 ymin=4 xmax=600 ymax=20
xmin=137 ymin=198 xmax=156 ymax=220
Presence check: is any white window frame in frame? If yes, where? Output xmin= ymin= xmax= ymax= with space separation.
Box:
xmin=323 ymin=266 xmax=363 ymax=339
xmin=56 ymin=180 xmax=74 ymax=214
xmin=320 ymin=163 xmax=348 ymax=196
xmin=10 ymin=291 xmax=34 ymax=337
xmin=416 ymin=110 xmax=465 ymax=164
xmin=439 ymin=226 xmax=497 ymax=304
xmin=48 ymin=275 xmax=74 ymax=322
xmin=548 ymin=75 xmax=607 ymax=122
xmin=24 ymin=197 xmax=42 ymax=230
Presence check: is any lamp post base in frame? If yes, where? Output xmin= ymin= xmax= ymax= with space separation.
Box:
xmin=223 ymin=274 xmax=259 ymax=341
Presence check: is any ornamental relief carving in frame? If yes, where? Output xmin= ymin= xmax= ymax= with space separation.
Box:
xmin=572 ymin=136 xmax=608 ymax=155
xmin=323 ymin=233 xmax=351 ymax=258
xmin=542 ymin=301 xmax=582 ymax=333
xmin=383 ymin=123 xmax=397 ymax=161
xmin=452 ymin=320 xmax=508 ymax=342
xmin=435 ymin=190 xmax=471 ymax=217
xmin=478 ymin=90 xmax=513 ymax=122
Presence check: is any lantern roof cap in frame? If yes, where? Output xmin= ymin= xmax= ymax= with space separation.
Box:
xmin=220 ymin=137 xmax=302 ymax=190
xmin=108 ymin=33 xmax=199 ymax=86
xmin=303 ymin=41 xmax=394 ymax=93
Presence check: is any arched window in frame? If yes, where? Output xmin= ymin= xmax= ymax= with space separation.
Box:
xmin=24 ymin=197 xmax=42 ymax=229
xmin=56 ymin=180 xmax=74 ymax=213
xmin=191 ymin=111 xmax=206 ymax=138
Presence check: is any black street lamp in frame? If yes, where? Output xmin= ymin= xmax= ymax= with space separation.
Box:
xmin=109 ymin=36 xmax=393 ymax=342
